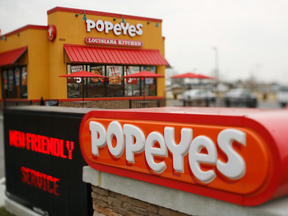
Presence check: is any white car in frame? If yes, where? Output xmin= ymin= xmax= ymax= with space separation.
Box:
xmin=276 ymin=87 xmax=288 ymax=107
xmin=179 ymin=89 xmax=215 ymax=102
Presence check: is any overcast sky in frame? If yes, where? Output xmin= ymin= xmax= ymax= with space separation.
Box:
xmin=1 ymin=0 xmax=288 ymax=85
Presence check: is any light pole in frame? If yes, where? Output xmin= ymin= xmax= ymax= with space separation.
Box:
xmin=212 ymin=47 xmax=219 ymax=93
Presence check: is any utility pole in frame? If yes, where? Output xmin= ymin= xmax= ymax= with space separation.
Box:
xmin=212 ymin=47 xmax=219 ymax=93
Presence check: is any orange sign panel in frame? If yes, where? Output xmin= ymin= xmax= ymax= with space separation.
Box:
xmin=79 ymin=108 xmax=288 ymax=206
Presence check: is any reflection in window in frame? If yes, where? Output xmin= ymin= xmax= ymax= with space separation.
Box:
xmin=107 ymin=66 xmax=123 ymax=97
xmin=124 ymin=66 xmax=140 ymax=96
xmin=2 ymin=70 xmax=8 ymax=99
xmin=67 ymin=64 xmax=86 ymax=98
xmin=141 ymin=66 xmax=156 ymax=96
xmin=21 ymin=67 xmax=27 ymax=98
xmin=88 ymin=66 xmax=105 ymax=97
xmin=15 ymin=67 xmax=21 ymax=98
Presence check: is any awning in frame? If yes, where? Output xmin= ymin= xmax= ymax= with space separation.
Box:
xmin=64 ymin=44 xmax=168 ymax=66
xmin=0 ymin=46 xmax=27 ymax=67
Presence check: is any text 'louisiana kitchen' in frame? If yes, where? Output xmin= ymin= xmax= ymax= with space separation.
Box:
xmin=89 ymin=121 xmax=246 ymax=184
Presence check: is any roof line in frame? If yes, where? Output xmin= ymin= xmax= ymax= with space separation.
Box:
xmin=4 ymin=25 xmax=48 ymax=37
xmin=47 ymin=6 xmax=163 ymax=22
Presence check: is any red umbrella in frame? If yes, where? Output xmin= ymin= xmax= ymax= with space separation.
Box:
xmin=171 ymin=72 xmax=199 ymax=79
xmin=171 ymin=72 xmax=215 ymax=88
xmin=123 ymin=71 xmax=164 ymax=101
xmin=59 ymin=70 xmax=107 ymax=101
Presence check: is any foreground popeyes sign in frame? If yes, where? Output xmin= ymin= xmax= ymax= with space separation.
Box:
xmin=79 ymin=108 xmax=288 ymax=206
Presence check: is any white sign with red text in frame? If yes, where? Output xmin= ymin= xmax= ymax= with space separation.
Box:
xmin=85 ymin=37 xmax=143 ymax=47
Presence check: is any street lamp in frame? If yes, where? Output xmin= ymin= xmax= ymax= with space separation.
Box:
xmin=212 ymin=47 xmax=219 ymax=82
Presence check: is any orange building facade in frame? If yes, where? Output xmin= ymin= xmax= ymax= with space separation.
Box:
xmin=0 ymin=7 xmax=167 ymax=101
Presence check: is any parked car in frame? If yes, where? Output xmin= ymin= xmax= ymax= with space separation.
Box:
xmin=276 ymin=87 xmax=288 ymax=107
xmin=179 ymin=89 xmax=216 ymax=102
xmin=224 ymin=88 xmax=257 ymax=108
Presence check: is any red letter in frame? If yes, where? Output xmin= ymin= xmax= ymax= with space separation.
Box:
xmin=9 ymin=130 xmax=16 ymax=147
xmin=19 ymin=132 xmax=25 ymax=148
xmin=21 ymin=166 xmax=29 ymax=183
xmin=37 ymin=135 xmax=42 ymax=153
xmin=31 ymin=134 xmax=38 ymax=152
xmin=66 ymin=141 xmax=74 ymax=160
xmin=60 ymin=140 xmax=67 ymax=159
xmin=30 ymin=170 xmax=37 ymax=187
xmin=53 ymin=177 xmax=59 ymax=196
xmin=37 ymin=172 xmax=43 ymax=189
xmin=53 ymin=139 xmax=60 ymax=157
xmin=42 ymin=173 xmax=47 ymax=191
xmin=41 ymin=136 xmax=47 ymax=154
xmin=46 ymin=175 xmax=54 ymax=194
xmin=47 ymin=138 xmax=53 ymax=155
xmin=26 ymin=133 xmax=31 ymax=150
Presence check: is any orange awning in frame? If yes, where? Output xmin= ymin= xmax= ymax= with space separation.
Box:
xmin=0 ymin=46 xmax=27 ymax=67
xmin=64 ymin=44 xmax=168 ymax=66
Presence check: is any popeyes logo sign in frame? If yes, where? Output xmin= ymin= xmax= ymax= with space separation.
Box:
xmin=48 ymin=25 xmax=57 ymax=42
xmin=80 ymin=109 xmax=288 ymax=206
xmin=86 ymin=19 xmax=143 ymax=37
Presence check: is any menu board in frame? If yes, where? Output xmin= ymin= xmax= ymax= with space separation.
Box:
xmin=109 ymin=66 xmax=121 ymax=85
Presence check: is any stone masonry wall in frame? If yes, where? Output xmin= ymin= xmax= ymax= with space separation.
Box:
xmin=91 ymin=185 xmax=193 ymax=216
xmin=59 ymin=100 xmax=129 ymax=109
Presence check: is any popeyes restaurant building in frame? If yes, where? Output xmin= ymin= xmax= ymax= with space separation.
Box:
xmin=0 ymin=7 xmax=167 ymax=108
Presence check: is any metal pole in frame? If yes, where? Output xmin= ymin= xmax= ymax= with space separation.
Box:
xmin=212 ymin=47 xmax=219 ymax=84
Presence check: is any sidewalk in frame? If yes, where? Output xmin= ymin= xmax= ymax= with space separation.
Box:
xmin=0 ymin=177 xmax=5 ymax=207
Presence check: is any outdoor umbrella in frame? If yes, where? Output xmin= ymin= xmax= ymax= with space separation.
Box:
xmin=171 ymin=72 xmax=199 ymax=79
xmin=59 ymin=70 xmax=107 ymax=101
xmin=171 ymin=72 xmax=215 ymax=88
xmin=123 ymin=71 xmax=164 ymax=102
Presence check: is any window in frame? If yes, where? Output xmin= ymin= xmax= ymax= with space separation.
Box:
xmin=65 ymin=64 xmax=157 ymax=99
xmin=67 ymin=64 xmax=86 ymax=98
xmin=124 ymin=66 xmax=140 ymax=96
xmin=106 ymin=66 xmax=123 ymax=97
xmin=2 ymin=70 xmax=8 ymax=99
xmin=21 ymin=67 xmax=27 ymax=98
xmin=1 ymin=66 xmax=27 ymax=99
xmin=141 ymin=66 xmax=157 ymax=96
xmin=88 ymin=66 xmax=105 ymax=97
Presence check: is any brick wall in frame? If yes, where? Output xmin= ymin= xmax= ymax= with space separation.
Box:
xmin=91 ymin=185 xmax=192 ymax=216
xmin=59 ymin=100 xmax=129 ymax=109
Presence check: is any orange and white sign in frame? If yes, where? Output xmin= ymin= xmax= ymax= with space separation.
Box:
xmin=79 ymin=108 xmax=288 ymax=206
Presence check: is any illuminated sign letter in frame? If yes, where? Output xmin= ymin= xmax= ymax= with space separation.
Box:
xmin=145 ymin=132 xmax=168 ymax=173
xmin=89 ymin=121 xmax=107 ymax=156
xmin=123 ymin=124 xmax=145 ymax=163
xmin=189 ymin=136 xmax=217 ymax=183
xmin=86 ymin=19 xmax=96 ymax=32
xmin=165 ymin=127 xmax=192 ymax=173
xmin=217 ymin=129 xmax=246 ymax=179
xmin=104 ymin=21 xmax=113 ymax=34
xmin=107 ymin=121 xmax=124 ymax=158
xmin=136 ymin=23 xmax=143 ymax=36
